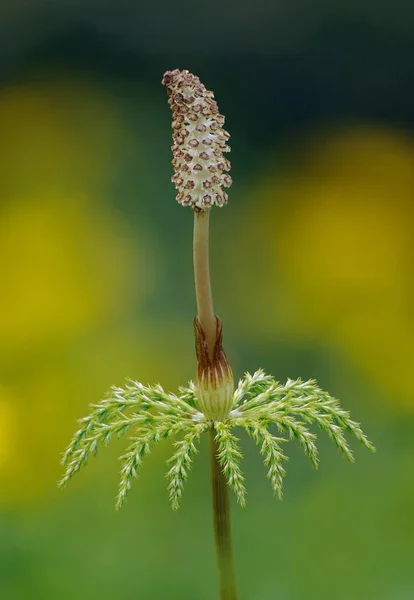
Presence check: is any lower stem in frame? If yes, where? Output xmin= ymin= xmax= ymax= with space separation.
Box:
xmin=209 ymin=430 xmax=239 ymax=600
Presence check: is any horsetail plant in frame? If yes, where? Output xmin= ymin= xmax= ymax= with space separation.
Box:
xmin=59 ymin=69 xmax=375 ymax=600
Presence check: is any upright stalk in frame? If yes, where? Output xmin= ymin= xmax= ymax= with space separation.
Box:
xmin=193 ymin=208 xmax=239 ymax=600
xmin=209 ymin=430 xmax=239 ymax=600
xmin=193 ymin=209 xmax=217 ymax=359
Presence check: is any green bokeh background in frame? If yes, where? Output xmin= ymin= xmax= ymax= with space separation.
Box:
xmin=0 ymin=2 xmax=413 ymax=598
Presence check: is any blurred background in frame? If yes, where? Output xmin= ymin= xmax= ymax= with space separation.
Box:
xmin=0 ymin=1 xmax=413 ymax=598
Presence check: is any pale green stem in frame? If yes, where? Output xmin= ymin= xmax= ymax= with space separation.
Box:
xmin=209 ymin=430 xmax=239 ymax=600
xmin=193 ymin=209 xmax=217 ymax=359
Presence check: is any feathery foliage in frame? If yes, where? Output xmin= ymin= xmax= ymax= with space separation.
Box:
xmin=60 ymin=369 xmax=374 ymax=509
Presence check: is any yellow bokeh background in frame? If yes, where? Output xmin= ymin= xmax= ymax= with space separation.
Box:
xmin=228 ymin=127 xmax=414 ymax=409
xmin=0 ymin=78 xmax=187 ymax=503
